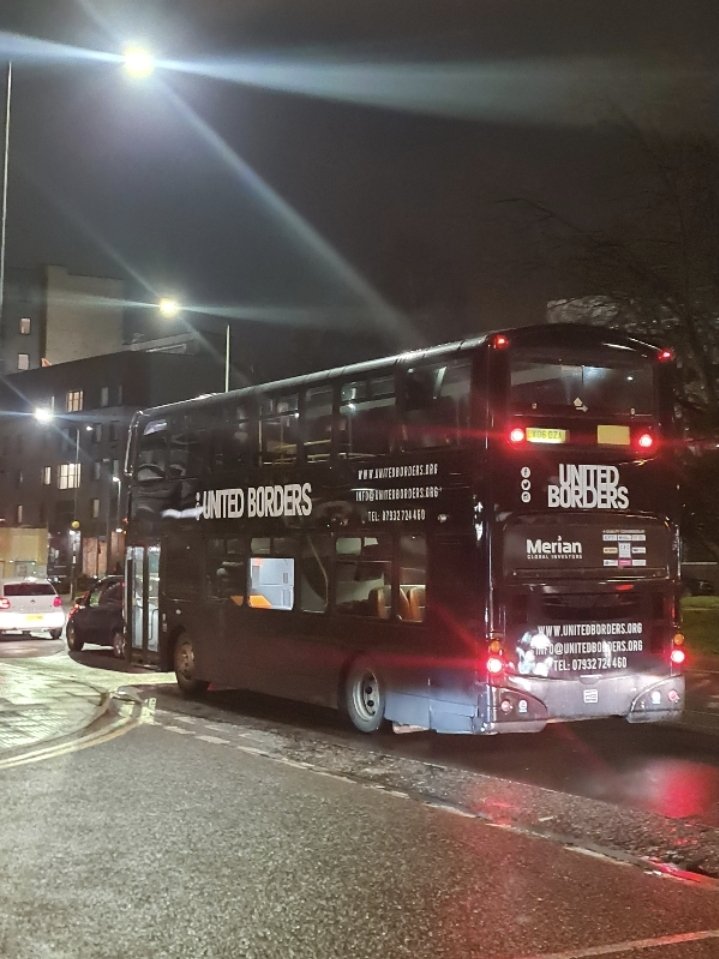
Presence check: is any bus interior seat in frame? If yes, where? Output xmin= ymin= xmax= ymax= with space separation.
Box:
xmin=407 ymin=586 xmax=426 ymax=622
xmin=368 ymin=585 xmax=391 ymax=619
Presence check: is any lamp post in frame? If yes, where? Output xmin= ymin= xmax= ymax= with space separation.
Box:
xmin=158 ymin=297 xmax=231 ymax=391
xmin=0 ymin=61 xmax=12 ymax=332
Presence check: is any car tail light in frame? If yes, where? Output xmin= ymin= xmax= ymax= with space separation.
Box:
xmin=0 ymin=597 xmax=10 ymax=610
xmin=491 ymin=333 xmax=510 ymax=350
xmin=508 ymin=426 xmax=526 ymax=446
xmin=657 ymin=347 xmax=674 ymax=362
xmin=53 ymin=596 xmax=63 ymax=608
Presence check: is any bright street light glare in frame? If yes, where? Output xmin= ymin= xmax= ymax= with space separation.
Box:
xmin=158 ymin=297 xmax=181 ymax=318
xmin=34 ymin=407 xmax=54 ymax=424
xmin=122 ymin=44 xmax=156 ymax=79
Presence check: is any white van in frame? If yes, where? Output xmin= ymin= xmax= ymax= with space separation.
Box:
xmin=0 ymin=578 xmax=65 ymax=639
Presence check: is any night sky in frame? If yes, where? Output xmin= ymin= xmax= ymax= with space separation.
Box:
xmin=1 ymin=0 xmax=718 ymax=377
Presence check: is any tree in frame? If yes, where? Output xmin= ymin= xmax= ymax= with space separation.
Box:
xmin=515 ymin=121 xmax=719 ymax=429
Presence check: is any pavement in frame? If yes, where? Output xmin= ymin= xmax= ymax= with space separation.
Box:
xmin=0 ymin=647 xmax=717 ymax=758
xmin=0 ymin=661 xmax=108 ymax=754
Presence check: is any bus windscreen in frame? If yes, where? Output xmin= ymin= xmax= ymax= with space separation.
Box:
xmin=509 ymin=349 xmax=655 ymax=416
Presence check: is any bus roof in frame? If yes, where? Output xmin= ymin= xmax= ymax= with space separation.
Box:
xmin=132 ymin=322 xmax=663 ymax=421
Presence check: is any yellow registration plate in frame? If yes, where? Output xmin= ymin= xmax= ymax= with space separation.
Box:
xmin=526 ymin=427 xmax=567 ymax=444
xmin=25 ymin=614 xmax=44 ymax=622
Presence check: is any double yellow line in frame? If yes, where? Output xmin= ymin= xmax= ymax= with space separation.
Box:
xmin=0 ymin=699 xmax=148 ymax=770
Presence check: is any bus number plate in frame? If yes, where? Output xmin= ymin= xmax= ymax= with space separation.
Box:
xmin=526 ymin=427 xmax=567 ymax=444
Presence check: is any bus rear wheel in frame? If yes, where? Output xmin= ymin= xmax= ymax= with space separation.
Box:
xmin=344 ymin=659 xmax=386 ymax=733
xmin=174 ymin=634 xmax=209 ymax=697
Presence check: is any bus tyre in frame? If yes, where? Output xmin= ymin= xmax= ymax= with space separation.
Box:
xmin=174 ymin=635 xmax=209 ymax=697
xmin=66 ymin=621 xmax=84 ymax=652
xmin=344 ymin=659 xmax=386 ymax=734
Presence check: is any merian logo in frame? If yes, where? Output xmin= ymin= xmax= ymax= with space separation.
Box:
xmin=526 ymin=536 xmax=582 ymax=559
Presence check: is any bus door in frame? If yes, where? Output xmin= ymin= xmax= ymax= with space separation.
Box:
xmin=126 ymin=544 xmax=162 ymax=663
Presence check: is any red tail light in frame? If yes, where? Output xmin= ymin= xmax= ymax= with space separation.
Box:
xmin=53 ymin=596 xmax=63 ymax=608
xmin=657 ymin=347 xmax=674 ymax=362
xmin=633 ymin=430 xmax=657 ymax=454
xmin=0 ymin=597 xmax=10 ymax=610
xmin=487 ymin=655 xmax=504 ymax=675
xmin=491 ymin=333 xmax=510 ymax=350
xmin=508 ymin=426 xmax=526 ymax=446
xmin=670 ymin=648 xmax=686 ymax=666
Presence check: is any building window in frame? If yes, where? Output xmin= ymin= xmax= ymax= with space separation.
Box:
xmin=42 ymin=466 xmax=52 ymax=486
xmin=91 ymin=498 xmax=100 ymax=519
xmin=100 ymin=386 xmax=110 ymax=407
xmin=93 ymin=424 xmax=103 ymax=444
xmin=15 ymin=504 xmax=23 ymax=525
xmin=93 ymin=461 xmax=102 ymax=481
xmin=19 ymin=317 xmax=31 ymax=335
xmin=15 ymin=470 xmax=23 ymax=488
xmin=57 ymin=463 xmax=81 ymax=489
xmin=17 ymin=353 xmax=30 ymax=371
xmin=66 ymin=390 xmax=83 ymax=413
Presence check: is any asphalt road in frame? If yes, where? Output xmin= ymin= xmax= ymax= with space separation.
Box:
xmin=1 ymin=718 xmax=719 ymax=959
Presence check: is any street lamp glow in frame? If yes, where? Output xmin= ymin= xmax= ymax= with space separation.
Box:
xmin=158 ymin=297 xmax=181 ymax=318
xmin=122 ymin=44 xmax=156 ymax=80
xmin=34 ymin=407 xmax=54 ymax=424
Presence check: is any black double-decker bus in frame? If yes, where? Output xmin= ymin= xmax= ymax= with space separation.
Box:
xmin=123 ymin=324 xmax=685 ymax=734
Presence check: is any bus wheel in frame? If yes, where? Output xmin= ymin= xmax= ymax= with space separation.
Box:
xmin=344 ymin=659 xmax=386 ymax=733
xmin=174 ymin=635 xmax=209 ymax=697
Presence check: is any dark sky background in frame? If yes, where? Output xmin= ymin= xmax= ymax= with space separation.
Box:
xmin=1 ymin=0 xmax=718 ymax=377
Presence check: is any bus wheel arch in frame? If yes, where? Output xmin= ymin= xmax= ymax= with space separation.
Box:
xmin=341 ymin=655 xmax=387 ymax=734
xmin=172 ymin=630 xmax=209 ymax=697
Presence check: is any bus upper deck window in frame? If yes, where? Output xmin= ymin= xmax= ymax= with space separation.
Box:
xmin=136 ymin=418 xmax=167 ymax=482
xmin=402 ymin=359 xmax=470 ymax=450
xmin=339 ymin=376 xmax=396 ymax=458
xmin=509 ymin=348 xmax=655 ymax=418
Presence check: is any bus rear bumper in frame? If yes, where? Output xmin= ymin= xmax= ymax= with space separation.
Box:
xmin=473 ymin=673 xmax=685 ymax=735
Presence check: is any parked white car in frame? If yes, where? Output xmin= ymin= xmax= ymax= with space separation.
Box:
xmin=0 ymin=578 xmax=65 ymax=639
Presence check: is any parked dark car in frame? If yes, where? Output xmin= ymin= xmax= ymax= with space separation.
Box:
xmin=65 ymin=576 xmax=125 ymax=657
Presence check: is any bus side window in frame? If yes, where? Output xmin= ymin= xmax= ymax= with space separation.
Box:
xmin=261 ymin=394 xmax=299 ymax=465
xmin=303 ymin=385 xmax=333 ymax=462
xmin=249 ymin=538 xmax=296 ymax=610
xmin=402 ymin=359 xmax=471 ymax=449
xmin=207 ymin=537 xmax=247 ymax=604
xmin=335 ymin=535 xmax=392 ymax=617
xmin=399 ymin=534 xmax=427 ymax=622
xmin=136 ymin=418 xmax=167 ymax=483
xmin=164 ymin=537 xmax=203 ymax=600
xmin=299 ymin=534 xmax=332 ymax=613
xmin=216 ymin=402 xmax=255 ymax=470
xmin=338 ymin=375 xmax=396 ymax=458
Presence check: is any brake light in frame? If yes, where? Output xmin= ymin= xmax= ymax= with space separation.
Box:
xmin=491 ymin=333 xmax=510 ymax=350
xmin=508 ymin=426 xmax=526 ymax=446
xmin=670 ymin=648 xmax=686 ymax=666
xmin=53 ymin=596 xmax=63 ymax=608
xmin=487 ymin=655 xmax=504 ymax=675
xmin=0 ymin=597 xmax=10 ymax=610
xmin=657 ymin=347 xmax=674 ymax=362
xmin=633 ymin=429 xmax=657 ymax=454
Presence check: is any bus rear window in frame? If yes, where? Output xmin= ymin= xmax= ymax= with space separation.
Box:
xmin=509 ymin=350 xmax=655 ymax=416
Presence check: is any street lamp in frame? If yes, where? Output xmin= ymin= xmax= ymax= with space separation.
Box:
xmin=122 ymin=44 xmax=156 ymax=80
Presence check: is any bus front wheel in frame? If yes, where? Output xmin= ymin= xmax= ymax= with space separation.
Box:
xmin=344 ymin=659 xmax=386 ymax=734
xmin=174 ymin=635 xmax=209 ymax=697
